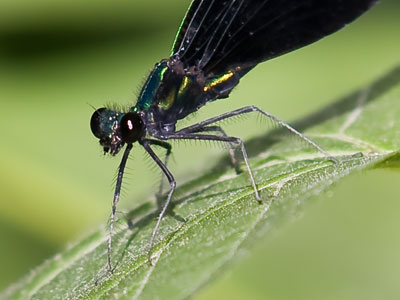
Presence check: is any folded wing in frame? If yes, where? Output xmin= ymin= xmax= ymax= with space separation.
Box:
xmin=172 ymin=0 xmax=377 ymax=76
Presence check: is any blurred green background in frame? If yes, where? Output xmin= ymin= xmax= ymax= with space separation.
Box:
xmin=0 ymin=0 xmax=399 ymax=298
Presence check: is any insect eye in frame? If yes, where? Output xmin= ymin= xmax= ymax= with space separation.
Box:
xmin=90 ymin=107 xmax=106 ymax=138
xmin=120 ymin=112 xmax=144 ymax=143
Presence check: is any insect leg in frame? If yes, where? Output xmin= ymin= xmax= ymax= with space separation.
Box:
xmin=145 ymin=139 xmax=173 ymax=207
xmin=176 ymin=105 xmax=337 ymax=162
xmin=108 ymin=143 xmax=133 ymax=272
xmin=160 ymin=133 xmax=261 ymax=201
xmin=185 ymin=125 xmax=240 ymax=173
xmin=141 ymin=139 xmax=176 ymax=260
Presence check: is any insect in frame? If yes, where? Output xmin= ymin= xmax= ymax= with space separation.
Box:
xmin=90 ymin=0 xmax=377 ymax=271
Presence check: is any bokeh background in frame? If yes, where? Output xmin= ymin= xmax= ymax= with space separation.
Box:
xmin=0 ymin=0 xmax=399 ymax=299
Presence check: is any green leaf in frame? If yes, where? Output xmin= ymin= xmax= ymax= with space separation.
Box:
xmin=2 ymin=67 xmax=400 ymax=300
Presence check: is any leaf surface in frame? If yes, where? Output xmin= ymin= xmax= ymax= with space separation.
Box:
xmin=2 ymin=67 xmax=400 ymax=300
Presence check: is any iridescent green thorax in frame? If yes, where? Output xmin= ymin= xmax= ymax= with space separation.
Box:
xmin=136 ymin=61 xmax=169 ymax=111
xmin=135 ymin=58 xmax=204 ymax=121
xmin=134 ymin=57 xmax=241 ymax=134
xmin=158 ymin=74 xmax=196 ymax=111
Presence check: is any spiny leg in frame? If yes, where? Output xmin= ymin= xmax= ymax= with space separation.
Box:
xmin=186 ymin=125 xmax=240 ymax=173
xmin=176 ymin=105 xmax=337 ymax=162
xmin=145 ymin=139 xmax=173 ymax=208
xmin=158 ymin=133 xmax=261 ymax=201
xmin=108 ymin=143 xmax=133 ymax=272
xmin=141 ymin=139 xmax=176 ymax=260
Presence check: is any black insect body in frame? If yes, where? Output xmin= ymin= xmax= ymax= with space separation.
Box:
xmin=90 ymin=0 xmax=377 ymax=271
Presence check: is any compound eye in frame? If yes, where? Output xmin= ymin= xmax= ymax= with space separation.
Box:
xmin=120 ymin=112 xmax=144 ymax=143
xmin=90 ymin=107 xmax=106 ymax=138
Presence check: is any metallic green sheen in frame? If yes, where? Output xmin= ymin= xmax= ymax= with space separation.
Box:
xmin=136 ymin=61 xmax=169 ymax=111
xmin=170 ymin=0 xmax=196 ymax=55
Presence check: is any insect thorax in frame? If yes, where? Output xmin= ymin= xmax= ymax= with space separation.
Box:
xmin=136 ymin=57 xmax=241 ymax=136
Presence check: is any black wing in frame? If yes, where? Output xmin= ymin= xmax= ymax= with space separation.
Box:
xmin=172 ymin=0 xmax=377 ymax=76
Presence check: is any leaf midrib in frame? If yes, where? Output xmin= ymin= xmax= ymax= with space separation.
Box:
xmin=87 ymin=157 xmax=350 ymax=298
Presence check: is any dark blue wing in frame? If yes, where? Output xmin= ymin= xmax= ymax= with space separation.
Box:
xmin=172 ymin=0 xmax=377 ymax=76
